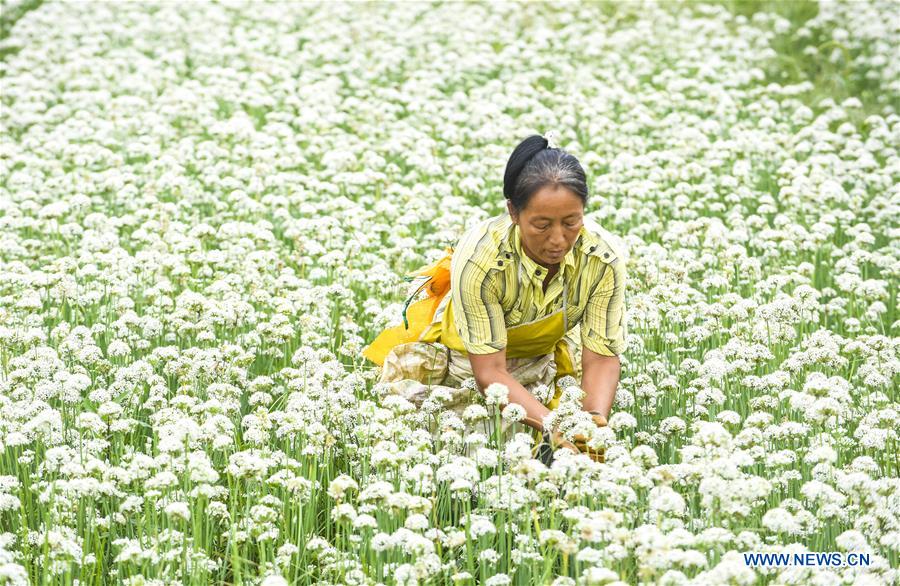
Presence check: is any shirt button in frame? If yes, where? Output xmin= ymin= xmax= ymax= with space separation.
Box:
xmin=535 ymin=269 xmax=542 ymax=275
xmin=603 ymin=252 xmax=610 ymax=259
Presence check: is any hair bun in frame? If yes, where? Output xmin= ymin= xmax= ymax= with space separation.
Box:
xmin=503 ymin=134 xmax=548 ymax=201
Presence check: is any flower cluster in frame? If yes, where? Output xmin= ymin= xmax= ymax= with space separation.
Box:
xmin=0 ymin=1 xmax=898 ymax=585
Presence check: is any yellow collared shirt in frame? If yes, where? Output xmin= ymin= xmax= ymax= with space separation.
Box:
xmin=438 ymin=213 xmax=627 ymax=357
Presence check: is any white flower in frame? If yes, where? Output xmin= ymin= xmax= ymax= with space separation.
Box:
xmin=761 ymin=507 xmax=800 ymax=535
xmin=531 ymin=383 xmax=553 ymax=404
xmin=404 ymin=513 xmax=429 ymax=531
xmin=648 ymin=486 xmax=686 ymax=517
xmin=327 ymin=474 xmax=358 ymax=501
xmin=608 ymin=411 xmax=637 ymax=432
xmin=106 ymin=339 xmax=131 ymax=357
xmin=692 ymin=421 xmax=733 ymax=448
xmin=164 ymin=502 xmax=190 ymax=522
xmin=474 ymin=447 xmax=498 ymax=468
xmin=462 ymin=404 xmax=488 ymax=421
xmin=485 ymin=573 xmax=511 ymax=586
xmin=449 ymin=478 xmax=472 ymax=493
xmin=485 ymin=383 xmax=509 ymax=406
xmin=353 ymin=514 xmax=378 ymax=530
xmin=579 ymin=566 xmax=620 ymax=585
xmin=538 ymin=530 xmax=577 ymax=554
xmin=544 ymin=130 xmax=558 ymax=148
xmin=835 ymin=529 xmax=871 ymax=551
xmin=331 ymin=503 xmax=357 ymax=523
xmin=478 ymin=548 xmax=500 ymax=563
xmin=659 ymin=416 xmax=687 ymax=436
xmin=501 ymin=403 xmax=526 ymax=422
xmin=466 ymin=515 xmax=497 ymax=538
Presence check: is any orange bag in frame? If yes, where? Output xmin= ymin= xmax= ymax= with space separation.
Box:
xmin=362 ymin=248 xmax=453 ymax=366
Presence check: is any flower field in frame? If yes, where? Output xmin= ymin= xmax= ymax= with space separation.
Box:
xmin=0 ymin=1 xmax=898 ymax=585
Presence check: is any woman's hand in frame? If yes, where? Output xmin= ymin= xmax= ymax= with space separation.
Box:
xmin=587 ymin=411 xmax=608 ymax=427
xmin=572 ymin=412 xmax=607 ymax=462
xmin=547 ymin=429 xmax=580 ymax=454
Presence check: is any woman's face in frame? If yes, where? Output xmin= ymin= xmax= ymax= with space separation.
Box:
xmin=509 ymin=185 xmax=584 ymax=268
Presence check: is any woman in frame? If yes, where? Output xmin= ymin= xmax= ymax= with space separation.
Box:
xmin=364 ymin=133 xmax=627 ymax=463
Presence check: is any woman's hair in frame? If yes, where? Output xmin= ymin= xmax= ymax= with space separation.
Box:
xmin=503 ymin=134 xmax=589 ymax=213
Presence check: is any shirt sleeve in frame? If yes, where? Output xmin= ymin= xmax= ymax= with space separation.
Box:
xmin=450 ymin=254 xmax=506 ymax=355
xmin=582 ymin=258 xmax=627 ymax=357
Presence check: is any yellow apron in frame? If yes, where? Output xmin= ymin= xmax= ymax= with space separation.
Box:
xmin=363 ymin=250 xmax=576 ymax=412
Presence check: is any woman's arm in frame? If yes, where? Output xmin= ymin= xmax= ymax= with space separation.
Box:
xmin=580 ymin=255 xmax=627 ymax=420
xmin=468 ymin=350 xmax=579 ymax=453
xmin=581 ymin=347 xmax=620 ymax=419
xmin=468 ymin=349 xmax=551 ymax=431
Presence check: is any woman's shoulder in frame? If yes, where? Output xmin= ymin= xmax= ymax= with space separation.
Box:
xmin=581 ymin=217 xmax=629 ymax=265
xmin=454 ymin=213 xmax=511 ymax=258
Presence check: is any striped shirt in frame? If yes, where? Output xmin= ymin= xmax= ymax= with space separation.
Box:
xmin=438 ymin=213 xmax=628 ymax=357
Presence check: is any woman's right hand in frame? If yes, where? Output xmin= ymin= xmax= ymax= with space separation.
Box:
xmin=548 ymin=429 xmax=580 ymax=454
xmin=521 ymin=414 xmax=579 ymax=454
xmin=571 ymin=413 xmax=607 ymax=462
